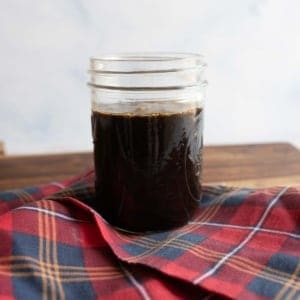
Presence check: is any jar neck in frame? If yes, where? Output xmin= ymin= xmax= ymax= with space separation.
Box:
xmin=89 ymin=52 xmax=207 ymax=90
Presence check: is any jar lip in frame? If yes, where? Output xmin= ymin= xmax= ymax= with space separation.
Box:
xmin=90 ymin=52 xmax=206 ymax=73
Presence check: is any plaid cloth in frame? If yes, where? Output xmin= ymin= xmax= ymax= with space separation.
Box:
xmin=0 ymin=170 xmax=299 ymax=300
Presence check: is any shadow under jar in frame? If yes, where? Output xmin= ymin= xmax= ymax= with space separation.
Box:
xmin=88 ymin=53 xmax=207 ymax=232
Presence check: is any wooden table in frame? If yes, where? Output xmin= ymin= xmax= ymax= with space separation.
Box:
xmin=1 ymin=143 xmax=300 ymax=191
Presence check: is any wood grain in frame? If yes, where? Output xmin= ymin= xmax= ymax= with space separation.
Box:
xmin=0 ymin=141 xmax=4 ymax=157
xmin=0 ymin=143 xmax=300 ymax=190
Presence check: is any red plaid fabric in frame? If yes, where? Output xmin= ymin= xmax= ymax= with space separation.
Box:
xmin=0 ymin=169 xmax=299 ymax=299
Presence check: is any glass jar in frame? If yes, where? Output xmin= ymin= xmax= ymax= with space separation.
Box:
xmin=88 ymin=53 xmax=207 ymax=232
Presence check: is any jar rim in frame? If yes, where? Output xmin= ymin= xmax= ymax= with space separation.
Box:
xmin=90 ymin=52 xmax=206 ymax=74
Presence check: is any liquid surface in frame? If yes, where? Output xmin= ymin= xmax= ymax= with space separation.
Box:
xmin=91 ymin=107 xmax=203 ymax=231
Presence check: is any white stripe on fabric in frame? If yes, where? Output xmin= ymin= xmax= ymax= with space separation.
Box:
xmin=193 ymin=186 xmax=289 ymax=284
xmin=15 ymin=206 xmax=89 ymax=223
xmin=188 ymin=222 xmax=300 ymax=239
xmin=120 ymin=264 xmax=151 ymax=300
xmin=50 ymin=182 xmax=66 ymax=189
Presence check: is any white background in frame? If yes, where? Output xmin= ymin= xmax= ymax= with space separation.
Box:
xmin=0 ymin=0 xmax=299 ymax=154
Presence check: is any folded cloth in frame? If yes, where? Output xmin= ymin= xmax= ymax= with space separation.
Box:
xmin=0 ymin=170 xmax=299 ymax=300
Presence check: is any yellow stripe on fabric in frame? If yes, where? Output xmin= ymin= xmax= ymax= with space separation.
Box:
xmin=49 ymin=201 xmax=65 ymax=300
xmin=123 ymin=189 xmax=239 ymax=262
xmin=15 ymin=190 xmax=33 ymax=204
xmin=127 ymin=235 xmax=299 ymax=288
xmin=0 ymin=264 xmax=121 ymax=276
xmin=275 ymin=262 xmax=300 ymax=300
xmin=0 ymin=270 xmax=122 ymax=282
xmin=0 ymin=265 xmax=121 ymax=276
xmin=43 ymin=201 xmax=55 ymax=300
xmin=0 ymin=256 xmax=118 ymax=271
xmin=37 ymin=201 xmax=47 ymax=300
xmin=119 ymin=224 xmax=300 ymax=289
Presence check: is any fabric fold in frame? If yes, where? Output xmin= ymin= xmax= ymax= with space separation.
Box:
xmin=0 ymin=170 xmax=299 ymax=299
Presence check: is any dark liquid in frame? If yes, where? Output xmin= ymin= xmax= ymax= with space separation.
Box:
xmin=91 ymin=107 xmax=203 ymax=232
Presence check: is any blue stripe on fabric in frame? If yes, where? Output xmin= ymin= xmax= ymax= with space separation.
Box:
xmin=146 ymin=231 xmax=170 ymax=242
xmin=200 ymin=188 xmax=252 ymax=208
xmin=12 ymin=233 xmax=42 ymax=299
xmin=12 ymin=232 xmax=95 ymax=299
xmin=267 ymin=253 xmax=299 ymax=275
xmin=56 ymin=243 xmax=95 ymax=299
xmin=23 ymin=186 xmax=40 ymax=195
xmin=199 ymin=193 xmax=217 ymax=208
xmin=179 ymin=233 xmax=206 ymax=244
xmin=248 ymin=276 xmax=283 ymax=298
xmin=222 ymin=189 xmax=252 ymax=206
xmin=0 ymin=186 xmax=40 ymax=202
xmin=0 ymin=191 xmax=19 ymax=201
xmin=13 ymin=232 xmax=39 ymax=259
xmin=155 ymin=246 xmax=184 ymax=259
xmin=122 ymin=243 xmax=148 ymax=256
xmin=248 ymin=251 xmax=298 ymax=298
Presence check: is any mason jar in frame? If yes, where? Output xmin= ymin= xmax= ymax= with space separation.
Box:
xmin=88 ymin=53 xmax=207 ymax=232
